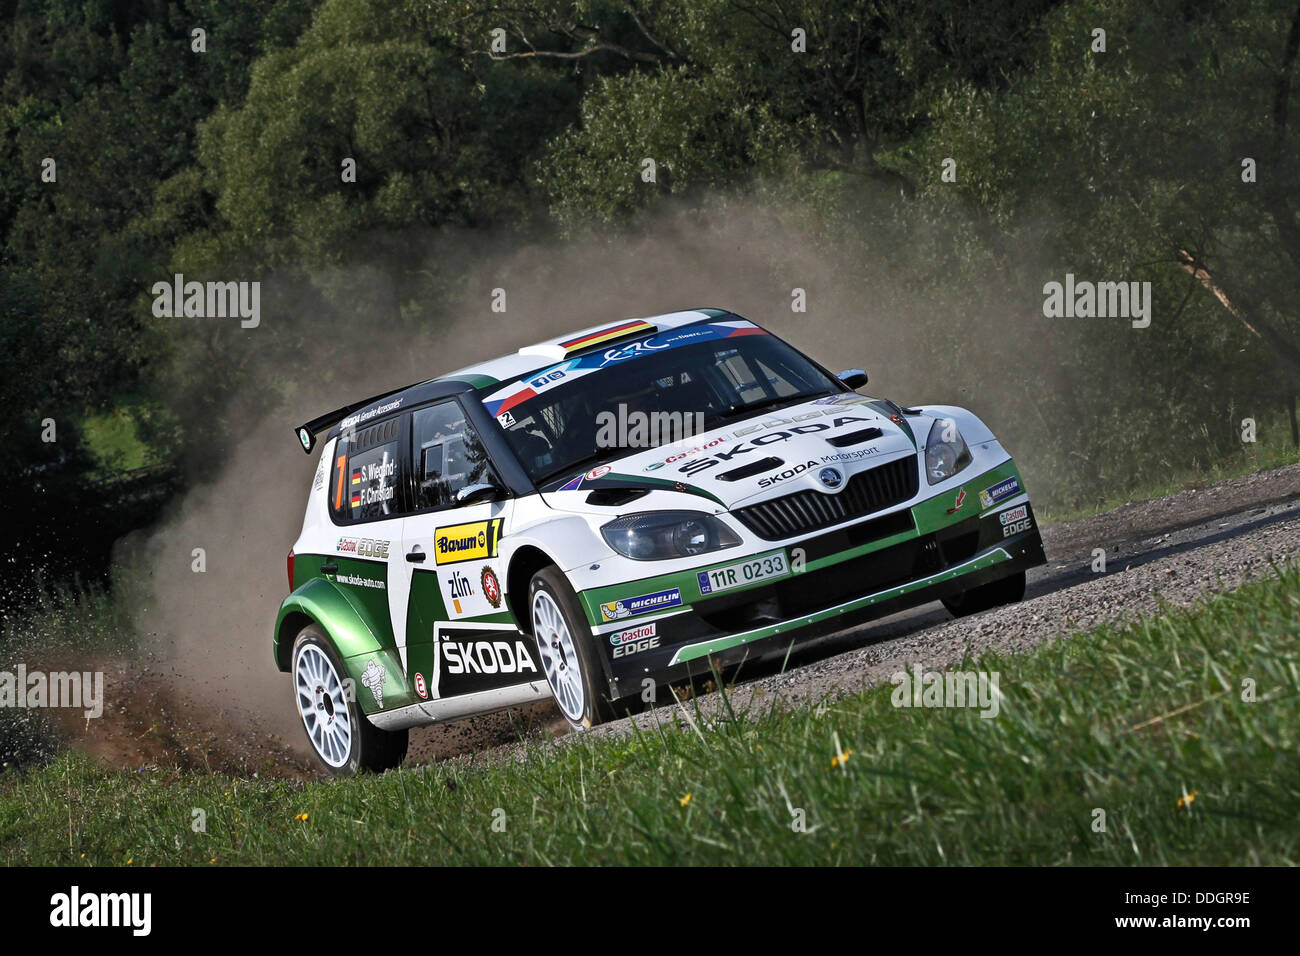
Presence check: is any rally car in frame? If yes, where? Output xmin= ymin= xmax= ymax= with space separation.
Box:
xmin=276 ymin=309 xmax=1045 ymax=774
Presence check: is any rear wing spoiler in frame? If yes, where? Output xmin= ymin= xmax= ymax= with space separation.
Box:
xmin=293 ymin=376 xmax=485 ymax=454
xmin=293 ymin=386 xmax=415 ymax=454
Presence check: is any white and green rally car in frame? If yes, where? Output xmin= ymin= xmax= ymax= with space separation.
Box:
xmin=276 ymin=309 xmax=1045 ymax=774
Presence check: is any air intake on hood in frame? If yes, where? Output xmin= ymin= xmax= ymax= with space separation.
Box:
xmin=585 ymin=487 xmax=651 ymax=507
xmin=826 ymin=427 xmax=883 ymax=448
xmin=716 ymin=456 xmax=783 ymax=481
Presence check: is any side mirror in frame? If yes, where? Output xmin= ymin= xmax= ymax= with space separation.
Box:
xmin=837 ymin=368 xmax=869 ymax=389
xmin=455 ymin=482 xmax=501 ymax=507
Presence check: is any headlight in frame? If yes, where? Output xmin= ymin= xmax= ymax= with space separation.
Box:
xmin=924 ymin=418 xmax=973 ymax=485
xmin=600 ymin=511 xmax=742 ymax=561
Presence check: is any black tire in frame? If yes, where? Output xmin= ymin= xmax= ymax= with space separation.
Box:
xmin=291 ymin=625 xmax=408 ymax=777
xmin=941 ymin=570 xmax=1027 ymax=618
xmin=528 ymin=566 xmax=619 ymax=730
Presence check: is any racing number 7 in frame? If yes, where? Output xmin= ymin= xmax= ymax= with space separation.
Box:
xmin=334 ymin=454 xmax=347 ymax=511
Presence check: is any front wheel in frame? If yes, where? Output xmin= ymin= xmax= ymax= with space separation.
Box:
xmin=291 ymin=625 xmax=408 ymax=776
xmin=941 ymin=570 xmax=1026 ymax=618
xmin=529 ymin=567 xmax=616 ymax=730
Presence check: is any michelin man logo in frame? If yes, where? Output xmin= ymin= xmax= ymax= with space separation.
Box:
xmin=360 ymin=658 xmax=386 ymax=708
xmin=601 ymin=600 xmax=631 ymax=621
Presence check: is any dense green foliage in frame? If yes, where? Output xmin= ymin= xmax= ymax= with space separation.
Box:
xmin=4 ymin=0 xmax=1300 ymax=572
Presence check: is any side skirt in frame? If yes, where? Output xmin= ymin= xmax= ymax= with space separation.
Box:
xmin=367 ymin=680 xmax=552 ymax=731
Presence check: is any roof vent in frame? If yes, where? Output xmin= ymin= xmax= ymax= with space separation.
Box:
xmin=826 ymin=427 xmax=883 ymax=448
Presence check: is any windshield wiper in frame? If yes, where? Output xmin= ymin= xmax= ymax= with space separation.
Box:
xmin=711 ymin=391 xmax=831 ymax=423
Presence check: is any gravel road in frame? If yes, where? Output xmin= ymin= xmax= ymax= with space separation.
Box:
xmin=414 ymin=462 xmax=1300 ymax=763
xmin=52 ymin=463 xmax=1300 ymax=776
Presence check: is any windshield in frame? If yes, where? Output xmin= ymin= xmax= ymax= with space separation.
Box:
xmin=481 ymin=321 xmax=844 ymax=487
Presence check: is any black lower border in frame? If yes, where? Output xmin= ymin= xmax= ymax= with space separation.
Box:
xmin=5 ymin=864 xmax=1282 ymax=941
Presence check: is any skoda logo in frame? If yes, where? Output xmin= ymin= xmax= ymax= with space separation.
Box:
xmin=818 ymin=467 xmax=843 ymax=489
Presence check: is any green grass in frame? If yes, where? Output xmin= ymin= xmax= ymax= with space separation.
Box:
xmin=2 ymin=563 xmax=1297 ymax=866
xmin=0 ymin=581 xmax=140 ymax=768
xmin=1 ymin=579 xmax=139 ymax=663
xmin=79 ymin=397 xmax=169 ymax=476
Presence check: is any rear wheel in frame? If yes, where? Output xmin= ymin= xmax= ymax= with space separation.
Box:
xmin=941 ymin=570 xmax=1026 ymax=618
xmin=291 ymin=625 xmax=408 ymax=776
xmin=529 ymin=566 xmax=616 ymax=730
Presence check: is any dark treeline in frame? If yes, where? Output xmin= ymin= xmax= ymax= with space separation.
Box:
xmin=3 ymin=0 xmax=1299 ymax=596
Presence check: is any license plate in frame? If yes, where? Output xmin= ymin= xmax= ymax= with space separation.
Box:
xmin=697 ymin=551 xmax=789 ymax=595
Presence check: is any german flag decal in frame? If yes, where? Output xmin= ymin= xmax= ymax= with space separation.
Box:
xmin=559 ymin=320 xmax=655 ymax=354
xmin=350 ymin=491 xmax=362 ymax=508
xmin=351 ymin=468 xmax=362 ymax=486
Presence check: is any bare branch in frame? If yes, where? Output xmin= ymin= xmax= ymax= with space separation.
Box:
xmin=624 ymin=1 xmax=680 ymax=60
xmin=1176 ymin=248 xmax=1262 ymax=337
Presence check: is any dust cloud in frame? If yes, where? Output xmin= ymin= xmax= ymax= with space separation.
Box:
xmin=109 ymin=193 xmax=1058 ymax=764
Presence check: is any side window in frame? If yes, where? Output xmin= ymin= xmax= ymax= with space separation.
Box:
xmin=331 ymin=416 xmax=402 ymax=522
xmin=411 ymin=401 xmax=494 ymax=511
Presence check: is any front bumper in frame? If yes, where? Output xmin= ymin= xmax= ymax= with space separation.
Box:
xmin=578 ymin=461 xmax=1046 ymax=701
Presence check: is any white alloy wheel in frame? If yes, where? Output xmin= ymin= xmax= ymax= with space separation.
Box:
xmin=532 ymin=588 xmax=586 ymax=722
xmin=294 ymin=642 xmax=353 ymax=768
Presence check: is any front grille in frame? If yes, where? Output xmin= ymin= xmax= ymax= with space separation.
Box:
xmin=730 ymin=456 xmax=919 ymax=540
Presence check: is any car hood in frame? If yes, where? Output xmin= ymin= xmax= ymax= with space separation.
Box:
xmin=537 ymin=395 xmax=926 ymax=515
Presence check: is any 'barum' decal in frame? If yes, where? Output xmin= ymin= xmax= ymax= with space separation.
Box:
xmin=434 ymin=519 xmax=503 ymax=564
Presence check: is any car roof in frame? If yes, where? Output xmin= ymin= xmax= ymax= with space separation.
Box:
xmin=433 ymin=308 xmax=731 ymax=386
xmin=294 ymin=308 xmax=735 ymax=453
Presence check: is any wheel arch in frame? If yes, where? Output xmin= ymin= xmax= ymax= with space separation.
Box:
xmin=274 ymin=610 xmax=314 ymax=671
xmin=506 ymin=544 xmax=558 ymax=634
xmin=273 ymin=576 xmax=389 ymax=672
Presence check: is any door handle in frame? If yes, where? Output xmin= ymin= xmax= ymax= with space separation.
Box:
xmin=320 ymin=562 xmax=338 ymax=574
xmin=406 ymin=548 xmax=426 ymax=564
